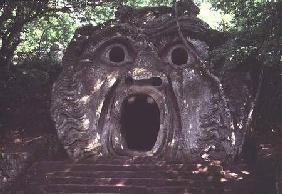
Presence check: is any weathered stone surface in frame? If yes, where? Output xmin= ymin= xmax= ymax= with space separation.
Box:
xmin=51 ymin=3 xmax=252 ymax=162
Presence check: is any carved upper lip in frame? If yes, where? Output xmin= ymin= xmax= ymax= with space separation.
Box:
xmin=125 ymin=76 xmax=163 ymax=87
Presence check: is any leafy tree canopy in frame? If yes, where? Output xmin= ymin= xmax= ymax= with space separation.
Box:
xmin=0 ymin=0 xmax=280 ymax=73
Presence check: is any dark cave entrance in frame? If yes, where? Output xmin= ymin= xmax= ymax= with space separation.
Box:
xmin=120 ymin=94 xmax=160 ymax=151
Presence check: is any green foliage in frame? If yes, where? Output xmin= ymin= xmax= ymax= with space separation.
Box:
xmin=17 ymin=12 xmax=78 ymax=54
xmin=207 ymin=0 xmax=282 ymax=132
xmin=124 ymin=0 xmax=173 ymax=7
xmin=15 ymin=0 xmax=173 ymax=57
xmin=209 ymin=0 xmax=281 ymax=69
xmin=84 ymin=3 xmax=116 ymax=25
xmin=0 ymin=0 xmax=57 ymax=73
xmin=208 ymin=0 xmax=281 ymax=33
xmin=2 ymin=0 xmax=281 ymax=70
xmin=16 ymin=3 xmax=116 ymax=56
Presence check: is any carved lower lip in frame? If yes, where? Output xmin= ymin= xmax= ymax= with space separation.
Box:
xmin=120 ymin=93 xmax=160 ymax=151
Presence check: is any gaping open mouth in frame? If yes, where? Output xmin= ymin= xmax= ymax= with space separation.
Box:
xmin=120 ymin=93 xmax=160 ymax=151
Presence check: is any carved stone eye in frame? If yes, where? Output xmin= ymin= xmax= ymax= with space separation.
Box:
xmin=108 ymin=45 xmax=125 ymax=63
xmin=170 ymin=45 xmax=189 ymax=66
xmin=105 ymin=43 xmax=129 ymax=65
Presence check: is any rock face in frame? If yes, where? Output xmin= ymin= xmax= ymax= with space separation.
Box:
xmin=51 ymin=4 xmax=252 ymax=162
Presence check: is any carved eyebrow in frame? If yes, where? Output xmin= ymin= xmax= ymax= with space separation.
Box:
xmin=97 ymin=36 xmax=133 ymax=47
xmin=145 ymin=16 xmax=209 ymax=43
xmin=91 ymin=24 xmax=139 ymax=41
xmin=80 ymin=36 xmax=134 ymax=60
xmin=157 ymin=38 xmax=197 ymax=55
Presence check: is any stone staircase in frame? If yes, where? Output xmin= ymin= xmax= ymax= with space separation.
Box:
xmin=18 ymin=155 xmax=276 ymax=194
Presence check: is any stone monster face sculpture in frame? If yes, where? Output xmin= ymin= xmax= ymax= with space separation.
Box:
xmin=51 ymin=7 xmax=252 ymax=161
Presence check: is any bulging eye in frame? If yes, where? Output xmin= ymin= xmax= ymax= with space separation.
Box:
xmin=103 ymin=43 xmax=133 ymax=66
xmin=107 ymin=44 xmax=126 ymax=63
xmin=162 ymin=44 xmax=195 ymax=68
xmin=171 ymin=46 xmax=188 ymax=66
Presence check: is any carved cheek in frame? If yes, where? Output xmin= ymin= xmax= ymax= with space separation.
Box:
xmin=184 ymin=80 xmax=202 ymax=99
xmin=168 ymin=71 xmax=183 ymax=98
xmin=181 ymin=77 xmax=213 ymax=122
xmin=182 ymin=69 xmax=205 ymax=98
xmin=105 ymin=71 xmax=119 ymax=88
xmin=81 ymin=67 xmax=119 ymax=94
xmin=80 ymin=68 xmax=99 ymax=93
xmin=180 ymin=69 xmax=214 ymax=146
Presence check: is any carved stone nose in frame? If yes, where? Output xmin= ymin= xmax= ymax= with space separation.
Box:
xmin=125 ymin=76 xmax=162 ymax=86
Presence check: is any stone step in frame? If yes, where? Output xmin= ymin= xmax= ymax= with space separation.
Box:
xmin=45 ymin=177 xmax=208 ymax=186
xmin=38 ymin=184 xmax=208 ymax=194
xmin=44 ymin=170 xmax=204 ymax=179
xmin=35 ymin=161 xmax=191 ymax=172
xmin=24 ymin=181 xmax=258 ymax=194
xmin=25 ymin=185 xmax=149 ymax=194
xmin=25 ymin=159 xmax=259 ymax=194
xmin=82 ymin=157 xmax=183 ymax=165
xmin=41 ymin=184 xmax=154 ymax=193
xmin=24 ymin=156 xmax=265 ymax=194
xmin=47 ymin=193 xmax=128 ymax=194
